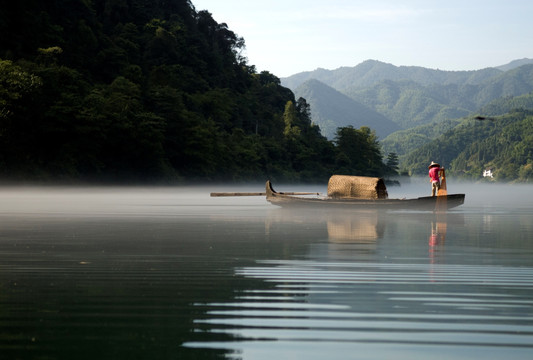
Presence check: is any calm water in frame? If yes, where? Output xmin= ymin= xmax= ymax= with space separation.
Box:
xmin=1 ymin=181 xmax=533 ymax=359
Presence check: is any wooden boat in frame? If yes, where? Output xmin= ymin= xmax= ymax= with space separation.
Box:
xmin=265 ymin=179 xmax=465 ymax=211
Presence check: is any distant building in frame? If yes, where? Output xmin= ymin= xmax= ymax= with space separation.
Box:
xmin=483 ymin=169 xmax=493 ymax=178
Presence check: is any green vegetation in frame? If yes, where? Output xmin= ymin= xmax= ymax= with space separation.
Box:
xmin=293 ymin=79 xmax=400 ymax=140
xmin=283 ymin=60 xmax=533 ymax=183
xmin=5 ymin=2 xmax=532 ymax=183
xmin=380 ymin=118 xmax=463 ymax=158
xmin=334 ymin=126 xmax=384 ymax=177
xmin=0 ymin=0 xmax=390 ymax=183
xmin=401 ymin=109 xmax=533 ymax=182
xmin=284 ymin=59 xmax=533 ymax=139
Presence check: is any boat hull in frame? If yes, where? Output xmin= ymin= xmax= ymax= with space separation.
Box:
xmin=265 ymin=181 xmax=465 ymax=211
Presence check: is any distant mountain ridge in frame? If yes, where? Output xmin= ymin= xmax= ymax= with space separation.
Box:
xmin=282 ymin=59 xmax=533 ymax=138
xmin=495 ymin=58 xmax=533 ymax=72
xmin=282 ymin=59 xmax=533 ymax=90
xmin=294 ymin=79 xmax=400 ymax=139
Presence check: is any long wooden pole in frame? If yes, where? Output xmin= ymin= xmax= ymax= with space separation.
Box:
xmin=210 ymin=192 xmax=266 ymax=197
xmin=210 ymin=191 xmax=319 ymax=197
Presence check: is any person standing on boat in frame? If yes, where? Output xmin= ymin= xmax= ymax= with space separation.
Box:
xmin=428 ymin=161 xmax=443 ymax=197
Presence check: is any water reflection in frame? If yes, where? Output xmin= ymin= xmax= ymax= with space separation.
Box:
xmin=429 ymin=219 xmax=447 ymax=246
xmin=188 ymin=209 xmax=533 ymax=360
xmin=1 ymin=186 xmax=533 ymax=360
xmin=326 ymin=211 xmax=384 ymax=243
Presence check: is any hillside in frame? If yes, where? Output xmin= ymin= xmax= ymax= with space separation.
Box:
xmin=0 ymin=0 xmax=336 ymax=182
xmin=478 ymin=91 xmax=533 ymax=116
xmin=283 ymin=60 xmax=533 ymax=133
xmin=401 ymin=107 xmax=533 ymax=181
xmin=380 ymin=118 xmax=463 ymax=158
xmin=347 ymin=80 xmax=473 ymax=129
xmin=293 ymin=79 xmax=400 ymax=140
xmin=495 ymin=58 xmax=533 ymax=72
xmin=390 ymin=93 xmax=533 ymax=181
xmin=281 ymin=59 xmax=505 ymax=91
xmin=0 ymin=0 xmax=396 ymax=183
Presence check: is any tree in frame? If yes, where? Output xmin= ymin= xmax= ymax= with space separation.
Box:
xmin=283 ymin=100 xmax=300 ymax=138
xmin=0 ymin=1 xmax=389 ymax=183
xmin=385 ymin=152 xmax=400 ymax=175
xmin=334 ymin=126 xmax=384 ymax=176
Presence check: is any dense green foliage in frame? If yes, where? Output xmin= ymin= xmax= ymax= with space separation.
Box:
xmin=333 ymin=126 xmax=386 ymax=177
xmin=402 ymin=110 xmax=533 ymax=182
xmin=380 ymin=118 xmax=463 ymax=158
xmin=348 ymin=80 xmax=473 ymax=128
xmin=478 ymin=92 xmax=533 ymax=117
xmin=0 ymin=0 xmax=389 ymax=183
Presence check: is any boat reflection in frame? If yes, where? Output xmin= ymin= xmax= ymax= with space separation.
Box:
xmin=265 ymin=208 xmax=386 ymax=245
xmin=326 ymin=211 xmax=384 ymax=243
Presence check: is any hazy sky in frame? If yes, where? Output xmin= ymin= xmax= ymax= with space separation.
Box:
xmin=191 ymin=0 xmax=533 ymax=77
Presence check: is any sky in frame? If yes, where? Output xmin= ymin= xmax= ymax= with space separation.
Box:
xmin=191 ymin=0 xmax=533 ymax=78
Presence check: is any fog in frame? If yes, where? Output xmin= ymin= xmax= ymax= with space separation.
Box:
xmin=0 ymin=179 xmax=530 ymax=217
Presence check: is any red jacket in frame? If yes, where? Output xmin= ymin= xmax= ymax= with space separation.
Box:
xmin=429 ymin=167 xmax=440 ymax=182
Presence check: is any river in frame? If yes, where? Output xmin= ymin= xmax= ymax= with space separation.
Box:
xmin=0 ymin=181 xmax=532 ymax=359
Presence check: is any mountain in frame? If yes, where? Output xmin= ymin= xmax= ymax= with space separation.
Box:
xmin=294 ymin=79 xmax=400 ymax=140
xmin=346 ymin=80 xmax=473 ymax=129
xmin=478 ymin=91 xmax=533 ymax=116
xmin=379 ymin=77 xmax=533 ymax=159
xmin=0 ymin=0 xmax=343 ymax=183
xmin=401 ymin=108 xmax=533 ymax=181
xmin=380 ymin=117 xmax=463 ymax=159
xmin=472 ymin=64 xmax=533 ymax=105
xmin=495 ymin=58 xmax=533 ymax=72
xmin=284 ymin=60 xmax=533 ymax=131
xmin=281 ymin=59 xmax=533 ymax=182
xmin=281 ymin=59 xmax=504 ymax=91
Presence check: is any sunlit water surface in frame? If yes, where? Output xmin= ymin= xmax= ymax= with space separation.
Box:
xmin=1 ymin=180 xmax=533 ymax=359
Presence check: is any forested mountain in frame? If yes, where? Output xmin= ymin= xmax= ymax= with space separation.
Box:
xmin=0 ymin=0 xmax=392 ymax=183
xmin=283 ymin=60 xmax=533 ymax=131
xmin=380 ymin=118 xmax=462 ymax=159
xmin=283 ymin=59 xmax=533 ymax=182
xmin=282 ymin=59 xmax=506 ymax=91
xmin=479 ymin=92 xmax=533 ymax=116
xmin=495 ymin=58 xmax=533 ymax=72
xmin=401 ymin=107 xmax=533 ymax=181
xmin=382 ymin=93 xmax=533 ymax=181
xmin=3 ymin=1 xmax=532 ymax=183
xmin=346 ymin=80 xmax=473 ymax=129
xmin=281 ymin=59 xmax=533 ymax=183
xmin=293 ymin=79 xmax=400 ymax=140
xmin=378 ymin=90 xmax=533 ymax=158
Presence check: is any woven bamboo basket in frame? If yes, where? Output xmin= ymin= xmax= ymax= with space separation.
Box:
xmin=327 ymin=175 xmax=388 ymax=199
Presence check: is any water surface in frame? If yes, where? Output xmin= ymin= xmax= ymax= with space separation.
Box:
xmin=1 ymin=182 xmax=532 ymax=359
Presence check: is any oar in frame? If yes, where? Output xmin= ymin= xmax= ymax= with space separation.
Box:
xmin=211 ymin=192 xmax=266 ymax=197
xmin=210 ymin=191 xmax=320 ymax=197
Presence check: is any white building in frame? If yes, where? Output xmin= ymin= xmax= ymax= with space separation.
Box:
xmin=483 ymin=169 xmax=493 ymax=178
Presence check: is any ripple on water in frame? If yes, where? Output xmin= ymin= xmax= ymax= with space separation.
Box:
xmin=186 ymin=260 xmax=533 ymax=359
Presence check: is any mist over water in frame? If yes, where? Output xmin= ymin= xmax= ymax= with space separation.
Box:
xmin=1 ymin=181 xmax=533 ymax=359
